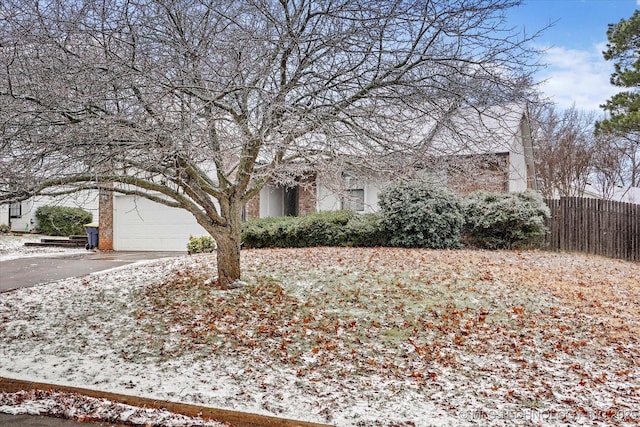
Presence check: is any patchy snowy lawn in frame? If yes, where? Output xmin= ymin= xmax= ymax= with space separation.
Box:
xmin=0 ymin=247 xmax=639 ymax=426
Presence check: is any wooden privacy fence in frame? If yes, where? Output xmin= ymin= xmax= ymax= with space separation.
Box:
xmin=544 ymin=197 xmax=640 ymax=262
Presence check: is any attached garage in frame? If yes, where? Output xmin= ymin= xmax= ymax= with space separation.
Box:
xmin=113 ymin=195 xmax=208 ymax=251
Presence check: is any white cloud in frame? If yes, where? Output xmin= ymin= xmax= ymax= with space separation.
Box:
xmin=536 ymin=42 xmax=618 ymax=113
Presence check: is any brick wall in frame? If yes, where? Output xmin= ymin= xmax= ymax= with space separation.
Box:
xmin=297 ymin=173 xmax=317 ymax=215
xmin=245 ymin=193 xmax=260 ymax=220
xmin=98 ymin=185 xmax=114 ymax=250
xmin=448 ymin=167 xmax=507 ymax=194
xmin=447 ymin=154 xmax=509 ymax=195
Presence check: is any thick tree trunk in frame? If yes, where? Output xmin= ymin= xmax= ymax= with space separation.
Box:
xmin=215 ymin=203 xmax=243 ymax=289
xmin=216 ymin=230 xmax=242 ymax=289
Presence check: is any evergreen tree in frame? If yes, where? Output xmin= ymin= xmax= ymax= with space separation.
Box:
xmin=596 ymin=10 xmax=640 ymax=135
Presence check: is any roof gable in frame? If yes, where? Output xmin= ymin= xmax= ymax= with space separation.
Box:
xmin=424 ymin=103 xmax=529 ymax=157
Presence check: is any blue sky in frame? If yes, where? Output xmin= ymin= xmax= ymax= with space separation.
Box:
xmin=506 ymin=0 xmax=638 ymax=113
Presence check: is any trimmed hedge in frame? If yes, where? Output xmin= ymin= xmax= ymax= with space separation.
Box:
xmin=35 ymin=205 xmax=93 ymax=237
xmin=343 ymin=213 xmax=389 ymax=247
xmin=463 ymin=190 xmax=550 ymax=249
xmin=242 ymin=210 xmax=388 ymax=248
xmin=378 ymin=179 xmax=464 ymax=249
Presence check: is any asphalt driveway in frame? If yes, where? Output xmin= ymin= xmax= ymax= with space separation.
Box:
xmin=0 ymin=414 xmax=124 ymax=427
xmin=0 ymin=251 xmax=184 ymax=293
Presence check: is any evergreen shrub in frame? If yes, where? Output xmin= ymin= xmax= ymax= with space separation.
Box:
xmin=343 ymin=213 xmax=389 ymax=247
xmin=242 ymin=210 xmax=386 ymax=248
xmin=378 ymin=179 xmax=464 ymax=248
xmin=463 ymin=190 xmax=550 ymax=249
xmin=296 ymin=210 xmax=352 ymax=246
xmin=35 ymin=206 xmax=92 ymax=236
xmin=242 ymin=216 xmax=294 ymax=248
xmin=187 ymin=235 xmax=217 ymax=254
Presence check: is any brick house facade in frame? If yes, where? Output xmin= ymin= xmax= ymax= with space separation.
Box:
xmin=244 ymin=104 xmax=537 ymax=219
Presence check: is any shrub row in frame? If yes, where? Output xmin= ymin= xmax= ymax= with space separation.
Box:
xmin=241 ymin=179 xmax=550 ymax=250
xmin=35 ymin=206 xmax=93 ymax=237
xmin=242 ymin=210 xmax=387 ymax=249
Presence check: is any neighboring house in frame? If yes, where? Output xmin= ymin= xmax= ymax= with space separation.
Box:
xmin=1 ymin=191 xmax=99 ymax=232
xmin=580 ymin=184 xmax=640 ymax=204
xmin=98 ymin=103 xmax=537 ymax=251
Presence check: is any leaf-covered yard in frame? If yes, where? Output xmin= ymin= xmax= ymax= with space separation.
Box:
xmin=1 ymin=247 xmax=639 ymax=426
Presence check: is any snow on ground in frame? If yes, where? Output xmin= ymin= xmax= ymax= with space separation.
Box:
xmin=0 ymin=244 xmax=639 ymax=426
xmin=0 ymin=233 xmax=87 ymax=261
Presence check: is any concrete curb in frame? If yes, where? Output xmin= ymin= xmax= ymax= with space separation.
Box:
xmin=0 ymin=377 xmax=334 ymax=427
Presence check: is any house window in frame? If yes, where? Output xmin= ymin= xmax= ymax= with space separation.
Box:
xmin=342 ymin=173 xmax=365 ymax=212
xmin=9 ymin=202 xmax=21 ymax=218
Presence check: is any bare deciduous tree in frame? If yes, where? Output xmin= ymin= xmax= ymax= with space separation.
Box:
xmin=531 ymin=105 xmax=596 ymax=198
xmin=591 ymin=132 xmax=640 ymax=198
xmin=532 ymin=104 xmax=638 ymax=201
xmin=615 ymin=134 xmax=640 ymax=188
xmin=0 ymin=0 xmax=540 ymax=287
xmin=591 ymin=134 xmax=622 ymax=199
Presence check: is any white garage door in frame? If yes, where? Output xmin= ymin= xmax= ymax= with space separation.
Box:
xmin=114 ymin=195 xmax=208 ymax=251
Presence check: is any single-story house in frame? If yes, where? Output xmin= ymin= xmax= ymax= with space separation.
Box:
xmin=0 ymin=104 xmax=533 ymax=250
xmin=92 ymin=103 xmax=537 ymax=252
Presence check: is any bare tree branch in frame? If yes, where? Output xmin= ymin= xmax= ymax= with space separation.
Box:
xmin=1 ymin=0 xmax=541 ymax=286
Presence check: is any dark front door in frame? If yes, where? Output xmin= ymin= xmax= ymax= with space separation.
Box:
xmin=284 ymin=187 xmax=298 ymax=216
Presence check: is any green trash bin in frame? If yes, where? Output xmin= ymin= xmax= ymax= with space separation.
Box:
xmin=85 ymin=222 xmax=99 ymax=250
